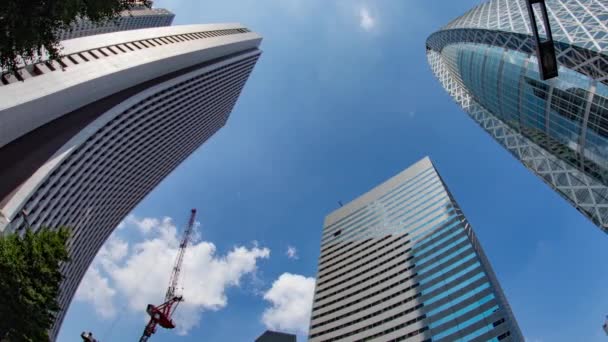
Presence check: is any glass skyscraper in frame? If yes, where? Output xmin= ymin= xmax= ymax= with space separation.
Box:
xmin=427 ymin=0 xmax=608 ymax=234
xmin=309 ymin=157 xmax=522 ymax=341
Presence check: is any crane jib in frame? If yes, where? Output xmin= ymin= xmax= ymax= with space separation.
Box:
xmin=139 ymin=209 xmax=197 ymax=342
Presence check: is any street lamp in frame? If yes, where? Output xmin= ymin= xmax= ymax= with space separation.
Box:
xmin=525 ymin=0 xmax=559 ymax=80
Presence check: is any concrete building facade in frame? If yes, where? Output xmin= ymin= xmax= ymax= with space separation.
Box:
xmin=0 ymin=24 xmax=262 ymax=339
xmin=427 ymin=0 xmax=608 ymax=233
xmin=58 ymin=4 xmax=174 ymax=41
xmin=309 ymin=157 xmax=522 ymax=341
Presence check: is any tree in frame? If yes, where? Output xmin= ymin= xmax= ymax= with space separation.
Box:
xmin=0 ymin=0 xmax=151 ymax=72
xmin=0 ymin=227 xmax=70 ymax=342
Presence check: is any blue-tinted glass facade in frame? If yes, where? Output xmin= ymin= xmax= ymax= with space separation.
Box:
xmin=309 ymin=157 xmax=522 ymax=341
xmin=427 ymin=0 xmax=608 ymax=233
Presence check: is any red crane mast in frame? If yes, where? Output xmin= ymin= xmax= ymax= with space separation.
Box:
xmin=139 ymin=209 xmax=197 ymax=342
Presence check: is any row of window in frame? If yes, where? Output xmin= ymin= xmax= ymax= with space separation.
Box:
xmin=423 ymin=271 xmax=486 ymax=309
xmin=311 ymin=286 xmax=422 ymax=332
xmin=421 ymin=260 xmax=481 ymax=297
xmin=391 ymin=327 xmax=431 ymax=342
xmin=313 ymin=212 xmax=465 ymax=313
xmin=314 ymin=243 xmax=488 ymax=339
xmin=310 ymin=300 xmax=424 ymax=339
xmin=26 ymin=74 xmax=246 ymax=235
xmin=321 ymin=167 xmax=435 ymax=238
xmin=322 ymin=181 xmax=446 ymax=246
xmin=315 ymin=244 xmax=413 ymax=291
xmin=28 ymin=75 xmax=248 ymax=235
xmin=30 ymin=80 xmax=232 ymax=221
xmin=44 ymin=95 xmax=251 ymax=320
xmin=431 ymin=302 xmax=499 ymax=341
xmin=22 ymin=56 xmax=257 ymax=226
xmin=313 ymin=263 xmax=417 ymax=310
xmin=333 ymin=198 xmax=455 ymax=249
xmin=46 ymin=96 xmax=235 ymax=282
xmin=318 ymin=239 xmax=356 ymax=263
xmin=318 ymin=233 xmax=408 ymax=279
xmin=318 ymin=234 xmax=389 ymax=270
xmin=59 ymin=14 xmax=174 ymax=39
xmin=321 ymin=170 xmax=438 ymax=244
xmin=13 ymin=54 xmax=259 ymax=317
xmin=1 ymin=28 xmax=250 ymax=85
xmin=419 ymin=246 xmax=475 ymax=286
xmin=428 ymin=288 xmax=494 ymax=323
xmin=421 ymin=249 xmax=476 ymax=282
xmin=415 ymin=235 xmax=468 ymax=267
xmin=411 ymin=220 xmax=464 ymax=257
xmin=322 ymin=312 xmax=426 ymax=342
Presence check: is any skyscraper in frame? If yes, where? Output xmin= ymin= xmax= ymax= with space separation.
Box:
xmin=309 ymin=157 xmax=522 ymax=341
xmin=57 ymin=3 xmax=175 ymax=41
xmin=426 ymin=0 xmax=608 ymax=233
xmin=0 ymin=24 xmax=262 ymax=339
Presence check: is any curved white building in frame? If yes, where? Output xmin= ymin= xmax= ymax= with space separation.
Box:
xmin=0 ymin=24 xmax=262 ymax=339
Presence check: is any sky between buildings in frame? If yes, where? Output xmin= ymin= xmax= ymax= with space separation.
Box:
xmin=58 ymin=1 xmax=608 ymax=341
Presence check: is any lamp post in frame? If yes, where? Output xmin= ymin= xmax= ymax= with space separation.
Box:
xmin=525 ymin=0 xmax=559 ymax=80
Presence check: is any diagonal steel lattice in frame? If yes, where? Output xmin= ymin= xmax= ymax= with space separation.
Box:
xmin=427 ymin=49 xmax=608 ymax=232
xmin=426 ymin=0 xmax=608 ymax=233
xmin=444 ymin=0 xmax=608 ymax=54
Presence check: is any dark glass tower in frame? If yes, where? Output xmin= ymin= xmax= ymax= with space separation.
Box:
xmin=309 ymin=157 xmax=522 ymax=341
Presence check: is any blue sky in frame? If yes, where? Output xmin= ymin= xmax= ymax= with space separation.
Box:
xmin=58 ymin=1 xmax=608 ymax=341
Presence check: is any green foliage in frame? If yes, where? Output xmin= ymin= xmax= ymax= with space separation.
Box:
xmin=0 ymin=227 xmax=70 ymax=342
xmin=0 ymin=0 xmax=152 ymax=72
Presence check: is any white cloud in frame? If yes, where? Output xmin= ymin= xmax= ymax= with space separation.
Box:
xmin=116 ymin=220 xmax=126 ymax=230
xmin=98 ymin=236 xmax=129 ymax=263
xmin=75 ymin=267 xmax=117 ymax=319
xmin=286 ymin=246 xmax=298 ymax=260
xmin=262 ymin=273 xmax=316 ymax=335
xmin=359 ymin=7 xmax=375 ymax=31
xmin=126 ymin=215 xmax=161 ymax=235
xmin=76 ymin=215 xmax=270 ymax=334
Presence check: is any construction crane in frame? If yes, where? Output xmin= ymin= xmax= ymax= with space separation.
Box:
xmin=139 ymin=209 xmax=197 ymax=342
